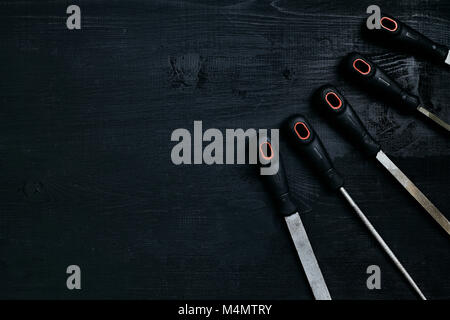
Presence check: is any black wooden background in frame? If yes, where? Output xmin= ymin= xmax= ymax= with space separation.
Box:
xmin=0 ymin=0 xmax=449 ymax=299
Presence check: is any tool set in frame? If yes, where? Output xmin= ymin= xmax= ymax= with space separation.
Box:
xmin=257 ymin=11 xmax=448 ymax=299
xmin=284 ymin=115 xmax=426 ymax=300
xmin=313 ymin=85 xmax=450 ymax=235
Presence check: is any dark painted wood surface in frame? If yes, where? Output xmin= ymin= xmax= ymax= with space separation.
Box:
xmin=0 ymin=0 xmax=449 ymax=299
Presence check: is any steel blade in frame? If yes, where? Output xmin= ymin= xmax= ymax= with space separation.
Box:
xmin=446 ymin=49 xmax=450 ymax=65
xmin=417 ymin=106 xmax=450 ymax=131
xmin=376 ymin=150 xmax=450 ymax=235
xmin=339 ymin=187 xmax=426 ymax=300
xmin=284 ymin=213 xmax=331 ymax=300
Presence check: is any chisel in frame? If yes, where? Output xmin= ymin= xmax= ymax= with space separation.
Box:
xmin=313 ymin=84 xmax=450 ymax=236
xmin=364 ymin=13 xmax=450 ymax=66
xmin=284 ymin=114 xmax=426 ymax=300
xmin=258 ymin=137 xmax=331 ymax=300
xmin=343 ymin=52 xmax=450 ymax=131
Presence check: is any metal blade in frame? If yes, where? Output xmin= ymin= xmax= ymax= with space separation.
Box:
xmin=376 ymin=150 xmax=450 ymax=235
xmin=446 ymin=49 xmax=450 ymax=66
xmin=417 ymin=106 xmax=450 ymax=131
xmin=284 ymin=213 xmax=331 ymax=300
xmin=339 ymin=187 xmax=427 ymax=300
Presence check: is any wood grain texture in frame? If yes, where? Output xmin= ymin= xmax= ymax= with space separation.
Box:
xmin=0 ymin=0 xmax=449 ymax=299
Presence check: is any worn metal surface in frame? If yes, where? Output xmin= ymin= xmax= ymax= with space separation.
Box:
xmin=376 ymin=150 xmax=450 ymax=234
xmin=417 ymin=106 xmax=450 ymax=131
xmin=285 ymin=213 xmax=331 ymax=300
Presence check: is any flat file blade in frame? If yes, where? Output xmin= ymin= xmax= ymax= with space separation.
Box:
xmin=417 ymin=106 xmax=450 ymax=131
xmin=284 ymin=213 xmax=331 ymax=300
xmin=376 ymin=150 xmax=450 ymax=235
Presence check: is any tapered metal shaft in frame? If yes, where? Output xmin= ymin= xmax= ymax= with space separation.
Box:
xmin=339 ymin=187 xmax=426 ymax=300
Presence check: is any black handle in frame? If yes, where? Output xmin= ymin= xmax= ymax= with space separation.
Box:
xmin=313 ymin=84 xmax=381 ymax=157
xmin=343 ymin=52 xmax=420 ymax=113
xmin=258 ymin=137 xmax=297 ymax=216
xmin=365 ymin=14 xmax=448 ymax=64
xmin=284 ymin=114 xmax=344 ymax=190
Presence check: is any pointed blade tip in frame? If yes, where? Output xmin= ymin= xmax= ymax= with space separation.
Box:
xmin=445 ymin=50 xmax=450 ymax=65
xmin=417 ymin=106 xmax=450 ymax=131
xmin=376 ymin=150 xmax=450 ymax=234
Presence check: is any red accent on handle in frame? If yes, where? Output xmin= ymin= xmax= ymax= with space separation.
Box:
xmin=325 ymin=92 xmax=342 ymax=110
xmin=353 ymin=58 xmax=371 ymax=75
xmin=380 ymin=17 xmax=398 ymax=32
xmin=259 ymin=141 xmax=274 ymax=160
xmin=294 ymin=122 xmax=311 ymax=140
